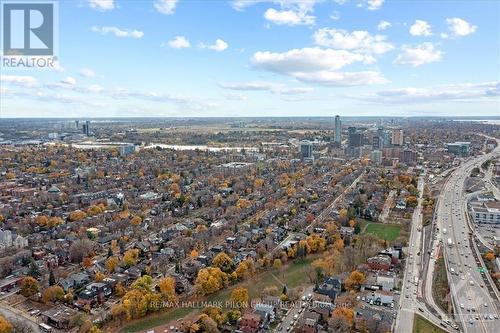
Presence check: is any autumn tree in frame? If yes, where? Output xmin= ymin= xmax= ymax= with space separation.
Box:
xmin=69 ymin=210 xmax=87 ymax=222
xmin=230 ymin=287 xmax=249 ymax=309
xmin=190 ymin=249 xmax=199 ymax=260
xmin=43 ymin=285 xmax=64 ymax=303
xmin=195 ymin=267 xmax=228 ymax=295
xmin=158 ymin=277 xmax=177 ymax=302
xmin=130 ymin=215 xmax=142 ymax=226
xmin=344 ymin=270 xmax=366 ymax=291
xmin=0 ymin=315 xmax=12 ymax=333
xmin=212 ymin=252 xmax=233 ymax=273
xmin=485 ymin=252 xmax=495 ymax=261
xmin=20 ymin=276 xmax=39 ymax=297
xmin=105 ymin=256 xmax=119 ymax=273
xmin=330 ymin=307 xmax=354 ymax=331
xmin=123 ymin=249 xmax=139 ymax=267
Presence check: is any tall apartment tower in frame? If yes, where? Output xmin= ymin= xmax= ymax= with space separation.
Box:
xmin=334 ymin=115 xmax=342 ymax=144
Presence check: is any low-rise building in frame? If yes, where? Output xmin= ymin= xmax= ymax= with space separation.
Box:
xmin=470 ymin=201 xmax=500 ymax=224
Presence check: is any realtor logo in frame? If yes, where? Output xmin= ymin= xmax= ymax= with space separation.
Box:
xmin=2 ymin=2 xmax=54 ymax=56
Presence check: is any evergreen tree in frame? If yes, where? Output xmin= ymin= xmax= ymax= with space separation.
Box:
xmin=49 ymin=269 xmax=56 ymax=286
xmin=28 ymin=259 xmax=40 ymax=278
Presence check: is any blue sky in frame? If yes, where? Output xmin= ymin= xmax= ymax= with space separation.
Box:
xmin=1 ymin=0 xmax=499 ymax=117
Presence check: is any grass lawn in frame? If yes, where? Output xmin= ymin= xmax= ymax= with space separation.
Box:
xmin=119 ymin=257 xmax=314 ymax=333
xmin=413 ymin=314 xmax=446 ymax=333
xmin=364 ymin=222 xmax=401 ymax=241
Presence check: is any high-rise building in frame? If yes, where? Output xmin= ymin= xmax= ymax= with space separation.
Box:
xmin=391 ymin=129 xmax=404 ymax=146
xmin=299 ymin=140 xmax=313 ymax=160
xmin=334 ymin=115 xmax=342 ymax=144
xmin=82 ymin=121 xmax=91 ymax=136
xmin=401 ymin=149 xmax=417 ymax=165
xmin=348 ymin=127 xmax=363 ymax=148
xmin=119 ymin=144 xmax=136 ymax=156
xmin=75 ymin=120 xmax=79 ymax=129
xmin=371 ymin=150 xmax=383 ymax=165
xmin=446 ymin=142 xmax=470 ymax=157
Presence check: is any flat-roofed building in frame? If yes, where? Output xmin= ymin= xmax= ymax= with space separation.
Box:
xmin=470 ymin=201 xmax=500 ymax=224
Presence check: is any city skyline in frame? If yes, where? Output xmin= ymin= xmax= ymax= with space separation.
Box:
xmin=1 ymin=0 xmax=499 ymax=118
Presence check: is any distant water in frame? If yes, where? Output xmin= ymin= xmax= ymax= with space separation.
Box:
xmin=145 ymin=144 xmax=258 ymax=152
xmin=453 ymin=119 xmax=500 ymax=125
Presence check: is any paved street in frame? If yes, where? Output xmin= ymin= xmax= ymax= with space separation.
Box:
xmin=436 ymin=139 xmax=500 ymax=333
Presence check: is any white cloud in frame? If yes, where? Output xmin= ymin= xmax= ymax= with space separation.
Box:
xmin=166 ymin=36 xmax=191 ymax=49
xmin=219 ymin=81 xmax=314 ymax=94
xmin=329 ymin=11 xmax=340 ymax=21
xmin=0 ymin=75 xmax=37 ymax=87
xmin=86 ymin=84 xmax=104 ymax=93
xmin=313 ymin=28 xmax=394 ymax=55
xmin=278 ymin=87 xmax=314 ymax=94
xmin=91 ymin=26 xmax=144 ymax=38
xmin=154 ymin=0 xmax=178 ymax=15
xmin=349 ymin=81 xmax=499 ymax=104
xmin=251 ymin=47 xmax=369 ymax=73
xmin=61 ymin=77 xmax=77 ymax=85
xmin=250 ymin=47 xmax=387 ymax=86
xmin=233 ymin=0 xmax=319 ymax=25
xmin=201 ymin=39 xmax=228 ymax=52
xmin=79 ymin=68 xmax=96 ymax=78
xmin=377 ymin=20 xmax=391 ymax=31
xmin=409 ymin=20 xmax=432 ymax=36
xmin=88 ymin=0 xmax=114 ymax=11
xmin=394 ymin=43 xmax=442 ymax=66
xmin=293 ymin=70 xmax=388 ymax=86
xmin=224 ymin=93 xmax=248 ymax=101
xmin=445 ymin=18 xmax=477 ymax=37
xmin=264 ymin=8 xmax=315 ymax=26
xmin=367 ymin=0 xmax=384 ymax=11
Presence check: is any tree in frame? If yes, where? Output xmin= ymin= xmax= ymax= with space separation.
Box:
xmin=230 ymin=287 xmax=249 ymax=309
xmin=212 ymin=252 xmax=233 ymax=273
xmin=27 ymin=260 xmax=40 ymax=278
xmin=195 ymin=267 xmax=228 ymax=295
xmin=190 ymin=249 xmax=199 ymax=260
xmin=273 ymin=258 xmax=282 ymax=270
xmin=69 ymin=239 xmax=94 ymax=263
xmin=20 ymin=276 xmax=39 ymax=297
xmin=114 ymin=282 xmax=126 ymax=297
xmin=82 ymin=257 xmax=92 ymax=268
xmin=344 ymin=270 xmax=366 ymax=291
xmin=130 ymin=215 xmax=142 ymax=226
xmin=485 ymin=252 xmax=495 ymax=261
xmin=36 ymin=215 xmax=49 ymax=226
xmin=158 ymin=277 xmax=177 ymax=302
xmin=95 ymin=271 xmax=105 ymax=282
xmin=123 ymin=249 xmax=139 ymax=267
xmin=202 ymin=307 xmax=224 ymax=326
xmin=0 ymin=315 xmax=12 ymax=333
xmin=131 ymin=275 xmax=153 ymax=293
xmin=48 ymin=216 xmax=64 ymax=228
xmin=69 ymin=210 xmax=87 ymax=222
xmin=331 ymin=307 xmax=354 ymax=329
xmin=105 ymin=256 xmax=119 ymax=273
xmin=43 ymin=285 xmax=64 ymax=303
xmin=49 ymin=269 xmax=56 ymax=286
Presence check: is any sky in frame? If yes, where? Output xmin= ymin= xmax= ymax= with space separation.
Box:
xmin=0 ymin=0 xmax=499 ymax=118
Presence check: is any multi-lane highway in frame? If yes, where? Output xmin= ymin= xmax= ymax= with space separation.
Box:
xmin=436 ymin=141 xmax=500 ymax=333
xmin=396 ymin=175 xmax=453 ymax=332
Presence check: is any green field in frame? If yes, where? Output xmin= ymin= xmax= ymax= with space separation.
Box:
xmin=119 ymin=257 xmax=314 ymax=333
xmin=413 ymin=314 xmax=446 ymax=333
xmin=364 ymin=223 xmax=401 ymax=241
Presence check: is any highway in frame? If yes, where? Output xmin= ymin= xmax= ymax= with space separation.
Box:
xmin=396 ymin=175 xmax=454 ymax=332
xmin=436 ymin=141 xmax=500 ymax=333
